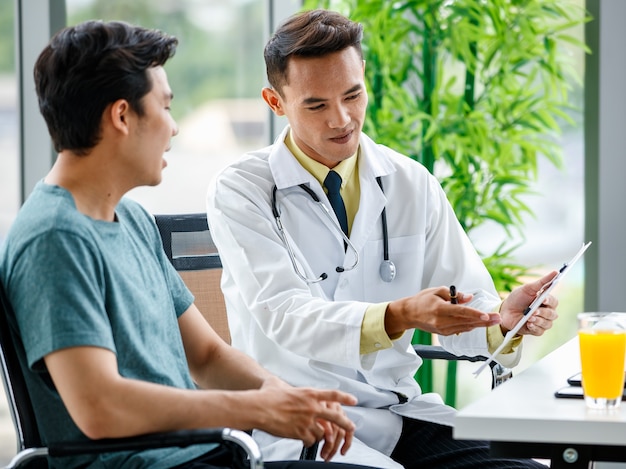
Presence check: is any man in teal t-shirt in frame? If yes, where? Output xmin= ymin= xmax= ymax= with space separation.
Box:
xmin=2 ymin=183 xmax=208 ymax=468
xmin=0 ymin=20 xmax=367 ymax=469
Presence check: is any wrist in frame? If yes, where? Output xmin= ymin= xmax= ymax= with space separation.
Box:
xmin=384 ymin=299 xmax=407 ymax=337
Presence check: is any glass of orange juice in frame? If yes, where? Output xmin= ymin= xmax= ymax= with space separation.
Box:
xmin=578 ymin=312 xmax=626 ymax=410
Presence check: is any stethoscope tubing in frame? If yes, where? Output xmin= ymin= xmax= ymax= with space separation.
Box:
xmin=271 ymin=176 xmax=395 ymax=283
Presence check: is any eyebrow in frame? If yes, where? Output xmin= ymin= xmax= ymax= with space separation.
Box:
xmin=301 ymin=84 xmax=363 ymax=105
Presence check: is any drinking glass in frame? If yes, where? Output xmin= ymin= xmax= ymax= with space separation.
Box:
xmin=578 ymin=312 xmax=626 ymax=410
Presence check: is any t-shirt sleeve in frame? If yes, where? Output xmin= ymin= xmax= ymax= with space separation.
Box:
xmin=159 ymin=250 xmax=194 ymax=319
xmin=121 ymin=200 xmax=194 ymax=318
xmin=9 ymin=230 xmax=115 ymax=371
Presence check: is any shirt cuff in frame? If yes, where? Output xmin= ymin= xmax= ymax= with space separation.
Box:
xmin=360 ymin=302 xmax=396 ymax=354
xmin=486 ymin=324 xmax=522 ymax=355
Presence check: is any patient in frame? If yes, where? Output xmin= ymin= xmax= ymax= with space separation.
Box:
xmin=0 ymin=19 xmax=371 ymax=469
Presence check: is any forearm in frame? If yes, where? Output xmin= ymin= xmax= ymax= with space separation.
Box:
xmin=79 ymin=376 xmax=278 ymax=439
xmin=385 ymin=297 xmax=411 ymax=337
xmin=180 ymin=305 xmax=275 ymax=390
xmin=44 ymin=346 xmax=271 ymax=440
xmin=191 ymin=341 xmax=274 ymax=391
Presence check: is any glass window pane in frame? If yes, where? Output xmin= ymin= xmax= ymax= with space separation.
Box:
xmin=0 ymin=0 xmax=18 ymax=242
xmin=66 ymin=0 xmax=269 ymax=214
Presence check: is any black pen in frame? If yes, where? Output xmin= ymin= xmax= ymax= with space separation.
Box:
xmin=449 ymin=285 xmax=458 ymax=304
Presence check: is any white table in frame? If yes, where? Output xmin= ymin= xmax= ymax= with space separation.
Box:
xmin=454 ymin=337 xmax=626 ymax=468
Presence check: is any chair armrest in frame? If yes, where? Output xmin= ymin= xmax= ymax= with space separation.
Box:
xmin=413 ymin=344 xmax=486 ymax=362
xmin=5 ymin=429 xmax=264 ymax=469
xmin=413 ymin=344 xmax=513 ymax=390
xmin=5 ymin=447 xmax=48 ymax=469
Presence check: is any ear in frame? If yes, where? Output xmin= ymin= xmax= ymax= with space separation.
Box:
xmin=108 ymin=99 xmax=131 ymax=135
xmin=262 ymin=87 xmax=285 ymax=116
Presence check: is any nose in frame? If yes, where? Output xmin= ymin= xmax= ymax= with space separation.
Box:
xmin=172 ymin=121 xmax=179 ymax=137
xmin=328 ymin=104 xmax=350 ymax=129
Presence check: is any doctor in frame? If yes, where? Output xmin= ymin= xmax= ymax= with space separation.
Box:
xmin=207 ymin=9 xmax=557 ymax=469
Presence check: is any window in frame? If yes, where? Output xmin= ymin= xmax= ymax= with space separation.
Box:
xmin=0 ymin=1 xmax=18 ymax=243
xmin=0 ymin=0 xmax=17 ymax=461
xmin=66 ymin=0 xmax=271 ymax=214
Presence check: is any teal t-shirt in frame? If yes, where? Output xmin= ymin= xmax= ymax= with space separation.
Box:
xmin=0 ymin=182 xmax=215 ymax=468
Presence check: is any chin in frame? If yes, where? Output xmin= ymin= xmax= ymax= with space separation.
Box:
xmin=147 ymin=174 xmax=163 ymax=187
xmin=339 ymin=149 xmax=359 ymax=161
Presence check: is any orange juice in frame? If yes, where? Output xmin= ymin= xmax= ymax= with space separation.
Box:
xmin=578 ymin=329 xmax=626 ymax=399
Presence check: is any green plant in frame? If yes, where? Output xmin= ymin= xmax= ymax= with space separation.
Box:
xmin=303 ymin=0 xmax=590 ymax=405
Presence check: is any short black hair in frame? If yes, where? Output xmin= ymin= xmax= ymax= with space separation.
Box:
xmin=34 ymin=20 xmax=178 ymax=155
xmin=264 ymin=9 xmax=363 ymax=94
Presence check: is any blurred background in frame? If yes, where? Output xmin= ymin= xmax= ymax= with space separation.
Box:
xmin=0 ymin=0 xmax=587 ymax=464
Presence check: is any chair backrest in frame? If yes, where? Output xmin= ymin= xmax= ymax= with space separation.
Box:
xmin=154 ymin=213 xmax=231 ymax=344
xmin=0 ymin=281 xmax=44 ymax=455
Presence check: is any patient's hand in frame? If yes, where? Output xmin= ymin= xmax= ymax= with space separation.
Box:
xmin=257 ymin=376 xmax=356 ymax=460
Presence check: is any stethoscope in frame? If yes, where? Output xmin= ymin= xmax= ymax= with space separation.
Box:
xmin=271 ymin=176 xmax=396 ymax=284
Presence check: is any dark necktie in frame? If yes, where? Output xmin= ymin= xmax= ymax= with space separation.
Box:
xmin=324 ymin=170 xmax=349 ymax=237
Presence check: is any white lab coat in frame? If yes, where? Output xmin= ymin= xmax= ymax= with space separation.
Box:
xmin=206 ymin=126 xmax=521 ymax=466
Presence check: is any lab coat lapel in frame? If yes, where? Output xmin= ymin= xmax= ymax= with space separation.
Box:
xmin=349 ymin=135 xmax=396 ymax=253
xmin=268 ymin=126 xmax=318 ymax=190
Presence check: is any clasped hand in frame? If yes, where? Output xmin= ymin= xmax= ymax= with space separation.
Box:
xmin=259 ymin=377 xmax=357 ymax=461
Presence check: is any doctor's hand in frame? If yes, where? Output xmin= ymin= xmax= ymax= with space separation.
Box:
xmin=499 ymin=271 xmax=559 ymax=336
xmin=257 ymin=376 xmax=356 ymax=461
xmin=385 ymin=286 xmax=501 ymax=337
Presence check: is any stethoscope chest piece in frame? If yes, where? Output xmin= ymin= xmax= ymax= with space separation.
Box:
xmin=379 ymin=259 xmax=396 ymax=283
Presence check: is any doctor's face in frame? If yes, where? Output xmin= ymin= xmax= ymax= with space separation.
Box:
xmin=263 ymin=46 xmax=367 ymax=168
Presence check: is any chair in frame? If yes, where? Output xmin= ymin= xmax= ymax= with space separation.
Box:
xmin=0 ymin=273 xmax=263 ymax=468
xmin=153 ymin=213 xmax=511 ymax=395
xmin=155 ymin=213 xmax=230 ymax=343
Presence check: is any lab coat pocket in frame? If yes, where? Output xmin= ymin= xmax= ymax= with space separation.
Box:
xmin=362 ymin=233 xmax=425 ymax=302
